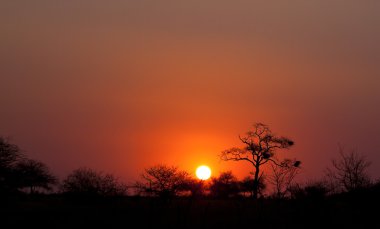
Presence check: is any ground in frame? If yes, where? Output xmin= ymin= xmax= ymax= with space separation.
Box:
xmin=1 ymin=193 xmax=379 ymax=229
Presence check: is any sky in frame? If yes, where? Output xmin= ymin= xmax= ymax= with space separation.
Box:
xmin=1 ymin=1 xmax=380 ymax=183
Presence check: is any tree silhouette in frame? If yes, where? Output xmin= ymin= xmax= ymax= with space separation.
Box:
xmin=209 ymin=171 xmax=239 ymax=198
xmin=62 ymin=168 xmax=127 ymax=197
xmin=0 ymin=137 xmax=22 ymax=168
xmin=136 ymin=164 xmax=190 ymax=198
xmin=181 ymin=177 xmax=205 ymax=197
xmin=240 ymin=175 xmax=266 ymax=198
xmin=326 ymin=146 xmax=371 ymax=192
xmin=14 ymin=159 xmax=57 ymax=194
xmin=220 ymin=123 xmax=299 ymax=199
xmin=0 ymin=137 xmax=23 ymax=193
xmin=268 ymin=159 xmax=300 ymax=198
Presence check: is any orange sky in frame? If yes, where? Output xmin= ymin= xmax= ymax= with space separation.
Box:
xmin=1 ymin=1 xmax=380 ymax=183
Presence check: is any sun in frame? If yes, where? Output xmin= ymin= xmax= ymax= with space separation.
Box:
xmin=196 ymin=165 xmax=212 ymax=180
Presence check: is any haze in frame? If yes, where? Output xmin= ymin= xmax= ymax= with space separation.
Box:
xmin=1 ymin=1 xmax=379 ymax=182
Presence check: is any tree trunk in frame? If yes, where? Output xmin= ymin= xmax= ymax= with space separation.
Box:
xmin=253 ymin=164 xmax=260 ymax=199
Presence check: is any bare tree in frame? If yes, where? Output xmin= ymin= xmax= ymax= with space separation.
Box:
xmin=220 ymin=123 xmax=299 ymax=199
xmin=15 ymin=159 xmax=57 ymax=194
xmin=268 ymin=159 xmax=300 ymax=198
xmin=326 ymin=146 xmax=371 ymax=192
xmin=62 ymin=168 xmax=127 ymax=197
xmin=136 ymin=164 xmax=190 ymax=198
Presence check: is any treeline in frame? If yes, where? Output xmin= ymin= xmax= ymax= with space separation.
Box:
xmin=1 ymin=136 xmax=378 ymax=200
xmin=0 ymin=137 xmax=56 ymax=195
xmin=0 ymin=137 xmax=127 ymax=197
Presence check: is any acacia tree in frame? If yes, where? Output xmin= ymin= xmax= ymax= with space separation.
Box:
xmin=209 ymin=171 xmax=239 ymax=198
xmin=62 ymin=168 xmax=127 ymax=197
xmin=220 ymin=123 xmax=299 ymax=199
xmin=136 ymin=164 xmax=190 ymax=198
xmin=326 ymin=146 xmax=371 ymax=192
xmin=180 ymin=177 xmax=205 ymax=197
xmin=0 ymin=137 xmax=23 ymax=192
xmin=0 ymin=137 xmax=22 ymax=169
xmin=15 ymin=159 xmax=57 ymax=194
xmin=1 ymin=137 xmax=58 ymax=194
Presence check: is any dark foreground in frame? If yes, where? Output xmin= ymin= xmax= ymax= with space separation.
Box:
xmin=1 ymin=192 xmax=379 ymax=229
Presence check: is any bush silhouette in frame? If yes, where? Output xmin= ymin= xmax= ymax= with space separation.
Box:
xmin=62 ymin=168 xmax=127 ymax=197
xmin=209 ymin=171 xmax=239 ymax=198
xmin=14 ymin=159 xmax=57 ymax=194
xmin=136 ymin=164 xmax=190 ymax=198
xmin=0 ymin=137 xmax=23 ymax=193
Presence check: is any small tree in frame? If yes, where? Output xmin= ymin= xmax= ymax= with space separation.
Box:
xmin=0 ymin=137 xmax=23 ymax=192
xmin=240 ymin=175 xmax=266 ymax=198
xmin=326 ymin=146 xmax=371 ymax=192
xmin=210 ymin=171 xmax=239 ymax=198
xmin=15 ymin=159 xmax=57 ymax=194
xmin=62 ymin=168 xmax=127 ymax=197
xmin=220 ymin=123 xmax=299 ymax=199
xmin=181 ymin=177 xmax=205 ymax=197
xmin=268 ymin=159 xmax=300 ymax=198
xmin=136 ymin=164 xmax=190 ymax=198
xmin=0 ymin=137 xmax=22 ymax=169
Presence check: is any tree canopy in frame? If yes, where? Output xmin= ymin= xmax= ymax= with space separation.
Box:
xmin=15 ymin=159 xmax=57 ymax=193
xmin=136 ymin=164 xmax=190 ymax=198
xmin=62 ymin=168 xmax=127 ymax=197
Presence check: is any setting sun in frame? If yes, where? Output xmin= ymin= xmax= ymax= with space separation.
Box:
xmin=196 ymin=165 xmax=212 ymax=180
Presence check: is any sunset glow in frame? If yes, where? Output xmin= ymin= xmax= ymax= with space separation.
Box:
xmin=196 ymin=165 xmax=212 ymax=180
xmin=0 ymin=1 xmax=379 ymax=228
xmin=0 ymin=0 xmax=379 ymax=185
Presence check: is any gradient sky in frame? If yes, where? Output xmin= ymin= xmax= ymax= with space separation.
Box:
xmin=1 ymin=1 xmax=380 ymax=183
